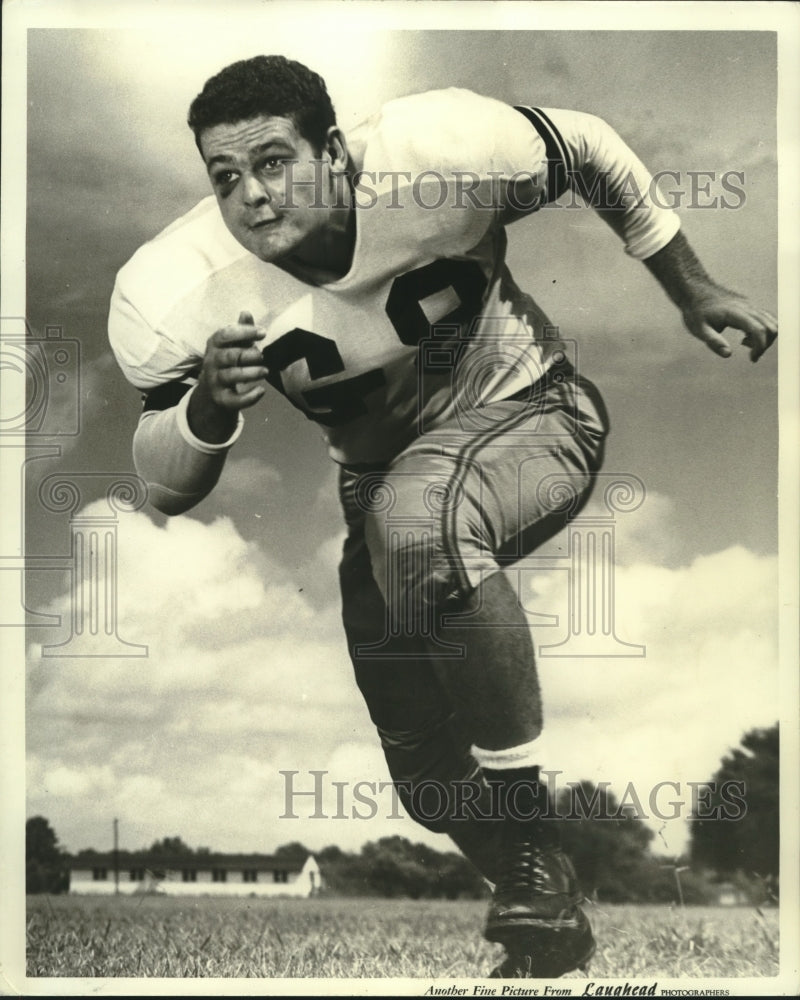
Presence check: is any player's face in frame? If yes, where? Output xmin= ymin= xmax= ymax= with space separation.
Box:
xmin=200 ymin=115 xmax=336 ymax=265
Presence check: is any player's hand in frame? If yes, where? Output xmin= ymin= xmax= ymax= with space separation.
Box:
xmin=198 ymin=311 xmax=268 ymax=408
xmin=188 ymin=311 xmax=268 ymax=443
xmin=681 ymin=286 xmax=778 ymax=362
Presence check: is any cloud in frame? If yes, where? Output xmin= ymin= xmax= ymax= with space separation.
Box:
xmin=25 ymin=505 xmax=367 ymax=850
xmin=26 ymin=490 xmax=778 ymax=860
xmin=517 ymin=538 xmax=778 ymax=854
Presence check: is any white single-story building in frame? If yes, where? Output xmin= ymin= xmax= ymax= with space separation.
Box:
xmin=68 ymin=850 xmax=321 ymax=897
xmin=715 ymin=881 xmax=751 ymax=906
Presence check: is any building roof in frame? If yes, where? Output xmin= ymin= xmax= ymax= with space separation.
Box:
xmin=68 ymin=850 xmax=310 ymax=872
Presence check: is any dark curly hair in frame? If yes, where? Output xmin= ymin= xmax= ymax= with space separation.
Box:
xmin=188 ymin=55 xmax=336 ymax=154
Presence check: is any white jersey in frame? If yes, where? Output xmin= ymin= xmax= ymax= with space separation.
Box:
xmin=109 ymin=88 xmax=679 ymax=466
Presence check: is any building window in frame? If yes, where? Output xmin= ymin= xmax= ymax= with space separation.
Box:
xmin=92 ymin=868 xmax=107 ymax=881
xmin=129 ymin=869 xmax=145 ymax=881
xmin=273 ymin=870 xmax=288 ymax=884
xmin=182 ymin=869 xmax=197 ymax=882
xmin=243 ymin=870 xmax=258 ymax=883
xmin=212 ymin=869 xmax=227 ymax=883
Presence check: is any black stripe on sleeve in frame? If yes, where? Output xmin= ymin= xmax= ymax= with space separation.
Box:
xmin=141 ymin=375 xmax=198 ymax=413
xmin=513 ymin=105 xmax=572 ymax=203
xmin=531 ymin=107 xmax=573 ymax=175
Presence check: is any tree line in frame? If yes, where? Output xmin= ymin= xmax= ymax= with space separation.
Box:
xmin=27 ymin=723 xmax=778 ymax=902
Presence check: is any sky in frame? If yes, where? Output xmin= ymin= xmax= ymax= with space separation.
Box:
xmin=1 ymin=3 xmax=796 ymax=873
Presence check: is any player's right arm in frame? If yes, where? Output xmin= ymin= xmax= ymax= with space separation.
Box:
xmin=113 ymin=304 xmax=267 ymax=516
xmin=186 ymin=311 xmax=267 ymax=441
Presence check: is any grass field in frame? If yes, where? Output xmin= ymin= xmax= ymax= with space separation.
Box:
xmin=26 ymin=895 xmax=779 ymax=979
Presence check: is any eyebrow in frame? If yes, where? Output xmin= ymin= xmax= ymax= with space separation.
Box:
xmin=206 ymin=140 xmax=295 ymax=171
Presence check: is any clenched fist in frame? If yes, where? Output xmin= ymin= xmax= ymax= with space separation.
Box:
xmin=188 ymin=311 xmax=268 ymax=443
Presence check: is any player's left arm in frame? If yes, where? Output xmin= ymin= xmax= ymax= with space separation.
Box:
xmin=510 ymin=105 xmax=777 ymax=361
xmin=643 ymin=229 xmax=777 ymax=362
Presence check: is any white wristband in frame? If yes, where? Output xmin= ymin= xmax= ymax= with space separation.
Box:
xmin=471 ymin=738 xmax=545 ymax=770
xmin=175 ymin=385 xmax=245 ymax=454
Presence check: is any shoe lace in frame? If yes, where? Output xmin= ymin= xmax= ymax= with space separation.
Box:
xmin=496 ymin=826 xmax=550 ymax=894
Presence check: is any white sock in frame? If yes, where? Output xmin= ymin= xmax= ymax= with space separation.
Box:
xmin=471 ymin=737 xmax=543 ymax=771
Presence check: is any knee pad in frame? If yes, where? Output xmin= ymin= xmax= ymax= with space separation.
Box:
xmin=378 ymin=716 xmax=496 ymax=833
xmin=365 ymin=516 xmax=459 ymax=623
xmin=353 ymin=463 xmax=497 ymax=627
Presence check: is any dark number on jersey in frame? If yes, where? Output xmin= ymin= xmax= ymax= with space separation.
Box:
xmin=262 ymin=329 xmax=386 ymax=428
xmin=261 ymin=258 xmax=487 ymax=427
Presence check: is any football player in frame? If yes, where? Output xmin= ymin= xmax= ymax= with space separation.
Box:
xmin=108 ymin=56 xmax=777 ymax=977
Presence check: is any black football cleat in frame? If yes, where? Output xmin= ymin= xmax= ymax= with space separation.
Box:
xmin=488 ymin=908 xmax=596 ymax=978
xmin=484 ymin=820 xmax=595 ymax=978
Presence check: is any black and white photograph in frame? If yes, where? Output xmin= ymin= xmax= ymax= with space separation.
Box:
xmin=1 ymin=1 xmax=798 ymax=995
